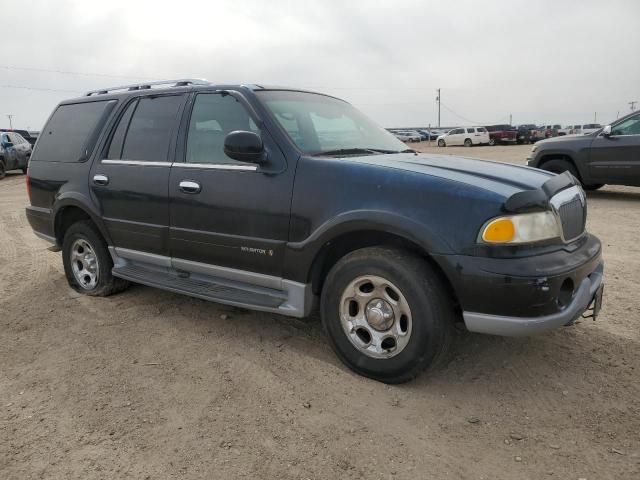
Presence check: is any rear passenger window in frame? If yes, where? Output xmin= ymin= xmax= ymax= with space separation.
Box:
xmin=32 ymin=100 xmax=116 ymax=163
xmin=467 ymin=128 xmax=475 ymax=133
xmin=112 ymin=95 xmax=184 ymax=162
xmin=107 ymin=100 xmax=137 ymax=159
xmin=186 ymin=93 xmax=258 ymax=165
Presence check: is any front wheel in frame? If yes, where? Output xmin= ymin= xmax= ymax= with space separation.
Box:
xmin=464 ymin=139 xmax=472 ymax=147
xmin=489 ymin=138 xmax=497 ymax=146
xmin=62 ymin=220 xmax=129 ymax=296
xmin=539 ymin=158 xmax=579 ymax=179
xmin=583 ymin=183 xmax=605 ymax=191
xmin=320 ymin=247 xmax=454 ymax=383
xmin=0 ymin=161 xmax=5 ymax=179
xmin=437 ymin=139 xmax=446 ymax=147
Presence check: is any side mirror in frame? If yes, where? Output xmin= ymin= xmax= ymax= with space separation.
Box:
xmin=224 ymin=130 xmax=266 ymax=164
xmin=602 ymin=125 xmax=612 ymax=137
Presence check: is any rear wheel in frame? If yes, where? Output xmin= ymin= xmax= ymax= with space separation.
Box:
xmin=437 ymin=139 xmax=446 ymax=147
xmin=320 ymin=247 xmax=454 ymax=383
xmin=464 ymin=138 xmax=472 ymax=147
xmin=62 ymin=220 xmax=129 ymax=296
xmin=0 ymin=161 xmax=5 ymax=179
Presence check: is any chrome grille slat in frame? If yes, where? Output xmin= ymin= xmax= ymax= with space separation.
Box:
xmin=550 ymin=186 xmax=586 ymax=242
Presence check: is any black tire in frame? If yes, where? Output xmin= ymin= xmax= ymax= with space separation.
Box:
xmin=320 ymin=247 xmax=455 ymax=384
xmin=62 ymin=220 xmax=129 ymax=297
xmin=583 ymin=183 xmax=605 ymax=191
xmin=464 ymin=138 xmax=472 ymax=147
xmin=489 ymin=137 xmax=497 ymax=146
xmin=539 ymin=158 xmax=579 ymax=179
xmin=437 ymin=139 xmax=446 ymax=147
xmin=22 ymin=166 xmax=27 ymax=175
xmin=0 ymin=160 xmax=5 ymax=179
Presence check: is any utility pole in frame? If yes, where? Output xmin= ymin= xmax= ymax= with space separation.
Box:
xmin=436 ymin=89 xmax=441 ymax=128
xmin=509 ymin=113 xmax=512 ymax=125
xmin=630 ymin=101 xmax=638 ymax=112
xmin=594 ymin=112 xmax=597 ymax=123
xmin=7 ymin=114 xmax=13 ymax=129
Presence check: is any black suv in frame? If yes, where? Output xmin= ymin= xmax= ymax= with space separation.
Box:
xmin=26 ymin=79 xmax=604 ymax=383
xmin=527 ymin=111 xmax=640 ymax=189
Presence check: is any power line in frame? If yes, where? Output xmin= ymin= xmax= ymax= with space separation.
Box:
xmin=0 ymin=64 xmax=154 ymax=80
xmin=1 ymin=85 xmax=84 ymax=94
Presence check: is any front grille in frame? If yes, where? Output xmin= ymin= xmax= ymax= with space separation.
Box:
xmin=551 ymin=187 xmax=586 ymax=241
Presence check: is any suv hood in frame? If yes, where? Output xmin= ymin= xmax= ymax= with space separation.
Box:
xmin=349 ymin=152 xmax=554 ymax=199
xmin=536 ymin=133 xmax=595 ymax=147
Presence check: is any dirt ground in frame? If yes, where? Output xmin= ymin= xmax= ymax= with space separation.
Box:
xmin=1 ymin=144 xmax=638 ymax=479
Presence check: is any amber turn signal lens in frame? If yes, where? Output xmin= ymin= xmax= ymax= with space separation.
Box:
xmin=482 ymin=218 xmax=516 ymax=243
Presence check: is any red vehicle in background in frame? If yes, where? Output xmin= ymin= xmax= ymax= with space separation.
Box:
xmin=485 ymin=125 xmax=517 ymax=145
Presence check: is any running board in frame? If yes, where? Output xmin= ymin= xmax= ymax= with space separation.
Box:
xmin=112 ymin=263 xmax=289 ymax=312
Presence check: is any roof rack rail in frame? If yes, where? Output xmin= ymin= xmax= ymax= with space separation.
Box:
xmin=85 ymin=78 xmax=211 ymax=96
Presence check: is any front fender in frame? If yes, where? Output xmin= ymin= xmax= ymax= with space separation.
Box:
xmin=283 ymin=209 xmax=454 ymax=283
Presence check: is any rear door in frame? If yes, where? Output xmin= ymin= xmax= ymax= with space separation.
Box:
xmin=587 ymin=113 xmax=640 ymax=185
xmin=90 ymin=94 xmax=187 ymax=256
xmin=168 ymin=92 xmax=293 ymax=277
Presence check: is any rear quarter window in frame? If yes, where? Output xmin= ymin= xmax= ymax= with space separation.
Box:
xmin=32 ymin=100 xmax=116 ymax=163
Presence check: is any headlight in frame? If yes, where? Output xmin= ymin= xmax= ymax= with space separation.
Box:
xmin=479 ymin=211 xmax=560 ymax=244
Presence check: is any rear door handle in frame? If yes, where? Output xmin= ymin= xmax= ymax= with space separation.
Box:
xmin=179 ymin=180 xmax=201 ymax=194
xmin=93 ymin=174 xmax=109 ymax=186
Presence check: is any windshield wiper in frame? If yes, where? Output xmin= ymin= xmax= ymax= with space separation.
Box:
xmin=311 ymin=148 xmax=381 ymax=157
xmin=311 ymin=147 xmax=408 ymax=157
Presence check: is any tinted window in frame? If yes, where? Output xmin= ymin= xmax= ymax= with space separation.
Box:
xmin=32 ymin=100 xmax=115 ymax=162
xmin=478 ymin=127 xmax=488 ymax=132
xmin=186 ymin=93 xmax=258 ymax=165
xmin=467 ymin=128 xmax=475 ymax=133
xmin=120 ymin=95 xmax=183 ymax=162
xmin=107 ymin=100 xmax=137 ymax=159
xmin=1 ymin=133 xmax=10 ymax=144
xmin=612 ymin=114 xmax=640 ymax=136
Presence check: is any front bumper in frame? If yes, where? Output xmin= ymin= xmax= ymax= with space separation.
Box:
xmin=433 ymin=234 xmax=603 ymax=336
xmin=463 ymin=262 xmax=603 ymax=336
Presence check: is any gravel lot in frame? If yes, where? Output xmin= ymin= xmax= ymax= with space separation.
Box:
xmin=1 ymin=144 xmax=638 ymax=479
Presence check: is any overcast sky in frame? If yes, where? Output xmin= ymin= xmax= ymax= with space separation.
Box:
xmin=1 ymin=0 xmax=638 ymax=130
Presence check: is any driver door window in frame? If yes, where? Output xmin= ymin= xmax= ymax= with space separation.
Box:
xmin=612 ymin=114 xmax=640 ymax=136
xmin=185 ymin=94 xmax=258 ymax=166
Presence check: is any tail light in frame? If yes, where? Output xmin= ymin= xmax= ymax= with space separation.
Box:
xmin=26 ymin=169 xmax=32 ymax=203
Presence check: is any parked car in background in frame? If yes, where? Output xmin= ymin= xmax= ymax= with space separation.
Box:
xmin=485 ymin=125 xmax=517 ymax=145
xmin=572 ymin=124 xmax=602 ymax=136
xmin=25 ymin=79 xmax=604 ymax=383
xmin=0 ymin=128 xmax=38 ymax=147
xmin=437 ymin=126 xmax=489 ymax=147
xmin=527 ymin=111 xmax=639 ymax=189
xmin=418 ymin=129 xmax=440 ymax=141
xmin=393 ymin=131 xmax=421 ymax=142
xmin=515 ymin=125 xmax=535 ymax=144
xmin=0 ymin=131 xmax=31 ymax=178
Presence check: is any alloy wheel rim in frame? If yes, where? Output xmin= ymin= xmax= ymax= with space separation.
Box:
xmin=339 ymin=275 xmax=412 ymax=359
xmin=70 ymin=238 xmax=99 ymax=290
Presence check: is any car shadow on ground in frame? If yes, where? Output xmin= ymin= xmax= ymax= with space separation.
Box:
xmin=586 ymin=188 xmax=640 ymax=202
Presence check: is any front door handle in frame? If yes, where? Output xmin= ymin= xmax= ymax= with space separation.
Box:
xmin=179 ymin=180 xmax=201 ymax=194
xmin=93 ymin=174 xmax=109 ymax=186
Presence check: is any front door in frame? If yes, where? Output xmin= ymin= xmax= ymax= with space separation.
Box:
xmin=168 ymin=92 xmax=293 ymax=277
xmin=587 ymin=113 xmax=640 ymax=186
xmin=90 ymin=94 xmax=187 ymax=256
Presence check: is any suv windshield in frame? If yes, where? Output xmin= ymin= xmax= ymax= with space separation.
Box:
xmin=256 ymin=90 xmax=407 ymax=155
